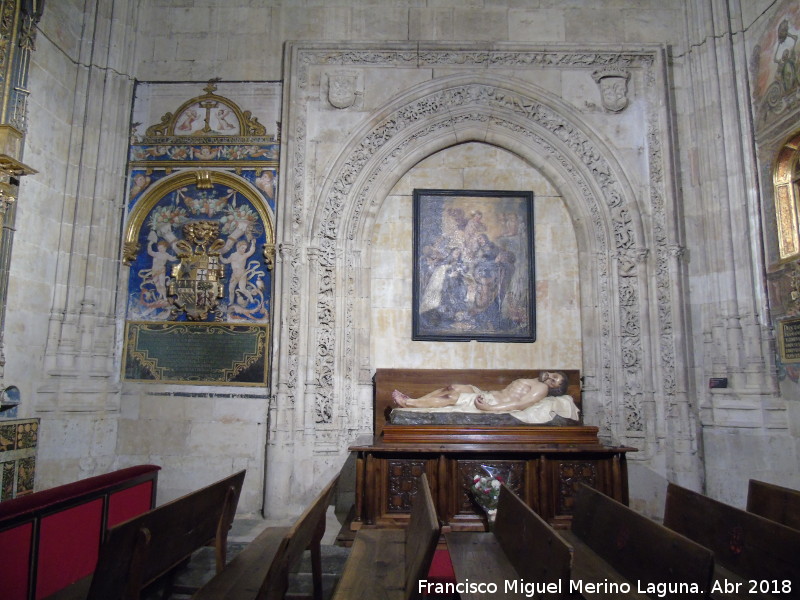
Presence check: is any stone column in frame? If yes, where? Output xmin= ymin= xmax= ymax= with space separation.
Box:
xmin=684 ymin=0 xmax=785 ymax=501
xmin=31 ymin=0 xmax=138 ymax=482
xmin=685 ymin=0 xmax=775 ymax=408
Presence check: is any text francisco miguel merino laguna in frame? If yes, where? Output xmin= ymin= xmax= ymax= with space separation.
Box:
xmin=418 ymin=577 xmax=714 ymax=598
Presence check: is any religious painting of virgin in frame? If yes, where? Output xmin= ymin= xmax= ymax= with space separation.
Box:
xmin=412 ymin=189 xmax=535 ymax=342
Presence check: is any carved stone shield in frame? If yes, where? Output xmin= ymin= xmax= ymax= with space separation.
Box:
xmin=592 ymin=68 xmax=631 ymax=113
xmin=328 ymin=72 xmax=358 ymax=109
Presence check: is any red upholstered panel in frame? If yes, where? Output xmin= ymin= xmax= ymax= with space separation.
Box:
xmin=107 ymin=480 xmax=154 ymax=527
xmin=0 ymin=521 xmax=33 ymax=600
xmin=0 ymin=464 xmax=160 ymax=522
xmin=428 ymin=548 xmax=455 ymax=581
xmin=424 ymin=549 xmax=457 ymax=598
xmin=35 ymin=499 xmax=103 ymax=599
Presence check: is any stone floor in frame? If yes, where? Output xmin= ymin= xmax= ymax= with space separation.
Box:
xmin=143 ymin=507 xmax=351 ymax=600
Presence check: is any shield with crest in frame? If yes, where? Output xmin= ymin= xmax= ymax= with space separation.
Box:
xmin=592 ymin=68 xmax=631 ymax=113
xmin=328 ymin=72 xmax=358 ymax=109
xmin=168 ymin=221 xmax=226 ymax=320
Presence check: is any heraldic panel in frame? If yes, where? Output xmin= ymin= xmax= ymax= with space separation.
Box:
xmin=121 ymin=80 xmax=280 ymax=386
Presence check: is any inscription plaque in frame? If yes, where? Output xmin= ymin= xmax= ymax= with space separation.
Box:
xmin=779 ymin=317 xmax=800 ymax=363
xmin=123 ymin=321 xmax=268 ymax=385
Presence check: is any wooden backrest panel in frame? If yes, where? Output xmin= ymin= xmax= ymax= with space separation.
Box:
xmin=494 ymin=484 xmax=572 ymax=588
xmin=373 ymin=368 xmax=582 ymax=435
xmin=257 ymin=474 xmax=339 ymax=600
xmin=665 ymin=482 xmax=800 ymax=583
xmin=404 ymin=473 xmax=440 ymax=600
xmin=87 ymin=470 xmax=246 ymax=600
xmin=573 ymin=484 xmax=713 ymax=590
xmin=747 ymin=479 xmax=800 ymax=531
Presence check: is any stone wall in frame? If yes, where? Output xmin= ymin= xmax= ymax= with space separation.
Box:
xmin=3 ymin=0 xmax=796 ymax=519
xmin=371 ymin=144 xmax=581 ymax=372
xmin=268 ymin=40 xmax=696 ymax=518
xmin=8 ymin=1 xmax=135 ymax=487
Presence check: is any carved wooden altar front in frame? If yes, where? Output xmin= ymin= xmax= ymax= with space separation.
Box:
xmin=351 ymin=436 xmax=632 ymax=530
xmin=351 ymin=369 xmax=635 ymax=530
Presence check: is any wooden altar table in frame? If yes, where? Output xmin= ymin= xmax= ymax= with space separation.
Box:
xmin=350 ymin=434 xmax=633 ymax=530
xmin=355 ymin=368 xmax=635 ymax=530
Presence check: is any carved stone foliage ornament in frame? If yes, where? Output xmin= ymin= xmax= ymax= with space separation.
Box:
xmin=592 ymin=67 xmax=632 ymax=112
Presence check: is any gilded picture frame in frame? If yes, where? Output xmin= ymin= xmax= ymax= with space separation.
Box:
xmin=412 ymin=189 xmax=536 ymax=342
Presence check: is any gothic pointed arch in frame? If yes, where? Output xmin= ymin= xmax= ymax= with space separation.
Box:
xmin=302 ymin=73 xmax=654 ymax=447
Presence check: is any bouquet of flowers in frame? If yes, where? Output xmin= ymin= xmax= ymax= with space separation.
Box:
xmin=470 ymin=470 xmax=503 ymax=527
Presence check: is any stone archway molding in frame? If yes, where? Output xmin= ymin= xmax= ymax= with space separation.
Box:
xmin=268 ymin=44 xmax=694 ymax=517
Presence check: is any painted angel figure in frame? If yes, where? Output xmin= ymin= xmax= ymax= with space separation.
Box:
xmin=221 ymin=239 xmax=256 ymax=304
xmin=226 ymin=263 xmax=270 ymax=320
xmin=145 ymin=231 xmax=178 ymax=301
xmin=135 ymin=229 xmax=178 ymax=313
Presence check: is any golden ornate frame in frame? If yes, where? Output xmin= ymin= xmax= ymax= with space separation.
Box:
xmin=122 ymin=169 xmax=275 ymax=266
xmin=774 ymin=131 xmax=800 ymax=262
xmin=144 ymin=80 xmax=266 ymax=137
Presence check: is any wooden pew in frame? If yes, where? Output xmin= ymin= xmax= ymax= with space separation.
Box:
xmin=445 ymin=484 xmax=573 ymax=599
xmin=191 ymin=473 xmax=339 ymax=600
xmin=47 ymin=469 xmax=246 ymax=600
xmin=0 ymin=464 xmax=160 ymax=600
xmin=561 ymin=484 xmax=713 ymax=599
xmin=664 ymin=482 xmax=800 ymax=599
xmin=332 ymin=472 xmax=440 ymax=600
xmin=747 ymin=479 xmax=800 ymax=531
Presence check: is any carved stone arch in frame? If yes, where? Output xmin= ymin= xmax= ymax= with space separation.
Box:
xmin=311 ymin=74 xmax=645 ymax=248
xmin=306 ymin=73 xmax=650 ymax=444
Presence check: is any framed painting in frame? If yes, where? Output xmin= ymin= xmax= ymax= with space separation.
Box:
xmin=412 ymin=189 xmax=535 ymax=342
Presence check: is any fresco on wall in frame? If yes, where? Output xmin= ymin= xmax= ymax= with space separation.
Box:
xmin=751 ymin=4 xmax=800 ymax=387
xmin=123 ymin=81 xmax=280 ymax=385
xmin=126 ymin=179 xmax=272 ymax=323
xmin=750 ymin=1 xmax=800 ymax=124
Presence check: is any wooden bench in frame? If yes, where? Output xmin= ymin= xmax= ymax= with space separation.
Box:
xmin=47 ymin=469 xmax=246 ymax=600
xmin=332 ymin=473 xmax=440 ymax=600
xmin=191 ymin=473 xmax=339 ymax=600
xmin=561 ymin=484 xmax=713 ymax=599
xmin=746 ymin=479 xmax=800 ymax=531
xmin=445 ymin=483 xmax=573 ymax=599
xmin=664 ymin=482 xmax=800 ymax=599
xmin=0 ymin=464 xmax=160 ymax=600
